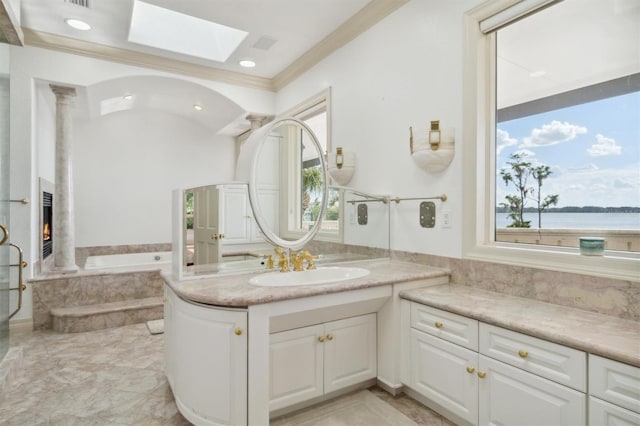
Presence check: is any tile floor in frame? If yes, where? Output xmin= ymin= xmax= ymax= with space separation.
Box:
xmin=0 ymin=323 xmax=453 ymax=425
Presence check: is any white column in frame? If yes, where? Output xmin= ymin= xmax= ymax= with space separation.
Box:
xmin=50 ymin=84 xmax=78 ymax=272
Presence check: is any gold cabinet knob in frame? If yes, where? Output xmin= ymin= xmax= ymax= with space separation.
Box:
xmin=318 ymin=336 xmax=325 ymax=343
xmin=466 ymin=366 xmax=475 ymax=374
xmin=477 ymin=371 xmax=487 ymax=379
xmin=326 ymin=334 xmax=334 ymax=341
xmin=518 ymin=350 xmax=528 ymax=358
xmin=234 ymin=328 xmax=243 ymax=336
xmin=435 ymin=321 xmax=443 ymax=329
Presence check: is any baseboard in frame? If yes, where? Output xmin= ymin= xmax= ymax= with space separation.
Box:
xmin=376 ymin=377 xmax=404 ymax=396
xmin=9 ymin=318 xmax=33 ymax=334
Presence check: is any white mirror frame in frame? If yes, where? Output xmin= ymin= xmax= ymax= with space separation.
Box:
xmin=237 ymin=117 xmax=328 ymax=251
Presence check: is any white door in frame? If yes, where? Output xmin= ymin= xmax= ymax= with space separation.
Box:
xmin=193 ymin=186 xmax=222 ymax=264
xmin=269 ymin=324 xmax=324 ymax=411
xmin=324 ymin=314 xmax=377 ymax=394
xmin=410 ymin=329 xmax=478 ymax=425
xmin=172 ymin=295 xmax=247 ymax=426
xmin=479 ymin=354 xmax=586 ymax=426
xmin=222 ymin=186 xmax=252 ymax=244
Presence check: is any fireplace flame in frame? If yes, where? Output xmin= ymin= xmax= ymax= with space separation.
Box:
xmin=43 ymin=223 xmax=50 ymax=241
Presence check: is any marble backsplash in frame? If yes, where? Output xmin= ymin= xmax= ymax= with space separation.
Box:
xmin=57 ymin=242 xmax=640 ymax=322
xmin=392 ymin=251 xmax=640 ymax=322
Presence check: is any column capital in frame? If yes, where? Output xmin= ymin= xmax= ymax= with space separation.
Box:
xmin=49 ymin=84 xmax=77 ymax=101
xmin=246 ymin=114 xmax=272 ymax=130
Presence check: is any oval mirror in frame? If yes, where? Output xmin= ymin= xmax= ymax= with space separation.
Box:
xmin=236 ymin=117 xmax=328 ymax=251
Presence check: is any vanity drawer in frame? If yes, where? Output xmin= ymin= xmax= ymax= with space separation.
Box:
xmin=411 ymin=303 xmax=478 ymax=351
xmin=589 ymin=354 xmax=640 ymax=414
xmin=479 ymin=323 xmax=586 ymax=392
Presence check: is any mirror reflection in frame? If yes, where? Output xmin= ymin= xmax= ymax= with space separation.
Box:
xmin=249 ymin=118 xmax=327 ymax=247
xmin=176 ymin=118 xmax=391 ymax=278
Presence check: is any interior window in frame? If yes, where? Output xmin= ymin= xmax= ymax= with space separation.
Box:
xmin=494 ymin=0 xmax=639 ymax=253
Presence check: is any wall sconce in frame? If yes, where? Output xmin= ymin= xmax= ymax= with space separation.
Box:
xmin=409 ymin=120 xmax=455 ymax=173
xmin=327 ymin=146 xmax=355 ymax=185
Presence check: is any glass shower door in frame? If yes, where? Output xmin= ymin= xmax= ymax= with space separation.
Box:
xmin=0 ymin=51 xmax=10 ymax=362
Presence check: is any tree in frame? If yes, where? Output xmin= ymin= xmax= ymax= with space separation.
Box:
xmin=499 ymin=153 xmax=533 ymax=228
xmin=531 ymin=164 xmax=559 ymax=228
xmin=499 ymin=152 xmax=559 ymax=228
xmin=302 ymin=166 xmax=323 ymax=217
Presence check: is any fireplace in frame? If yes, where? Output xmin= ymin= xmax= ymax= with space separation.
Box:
xmin=42 ymin=191 xmax=53 ymax=259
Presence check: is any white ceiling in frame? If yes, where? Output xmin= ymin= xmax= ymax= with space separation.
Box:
xmin=17 ymin=0 xmax=410 ymax=135
xmin=497 ymin=0 xmax=640 ymax=109
xmin=19 ymin=0 xmax=374 ymax=80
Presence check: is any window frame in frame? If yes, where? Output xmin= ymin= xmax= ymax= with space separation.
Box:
xmin=462 ymin=0 xmax=639 ymax=282
xmin=280 ymin=88 xmax=344 ymax=243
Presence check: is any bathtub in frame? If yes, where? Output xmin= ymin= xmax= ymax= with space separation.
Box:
xmin=84 ymin=251 xmax=172 ymax=270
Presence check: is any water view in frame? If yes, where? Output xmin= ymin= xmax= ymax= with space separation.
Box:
xmin=495 ymin=212 xmax=640 ymax=230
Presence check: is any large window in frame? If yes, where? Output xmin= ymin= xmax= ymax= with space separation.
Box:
xmin=463 ymin=0 xmax=639 ymax=280
xmin=494 ymin=0 xmax=639 ymax=252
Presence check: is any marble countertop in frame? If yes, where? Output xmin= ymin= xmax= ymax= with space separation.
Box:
xmin=400 ymin=284 xmax=640 ymax=367
xmin=162 ymin=259 xmax=450 ymax=307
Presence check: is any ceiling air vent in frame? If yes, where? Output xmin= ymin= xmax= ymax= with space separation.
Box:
xmin=65 ymin=0 xmax=91 ymax=7
xmin=252 ymin=36 xmax=277 ymax=51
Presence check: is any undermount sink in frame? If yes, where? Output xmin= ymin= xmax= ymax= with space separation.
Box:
xmin=249 ymin=266 xmax=370 ymax=287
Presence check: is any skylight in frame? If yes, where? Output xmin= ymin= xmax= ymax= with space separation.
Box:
xmin=128 ymin=0 xmax=248 ymax=63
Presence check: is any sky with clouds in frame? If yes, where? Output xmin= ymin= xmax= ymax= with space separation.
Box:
xmin=496 ymin=91 xmax=640 ymax=208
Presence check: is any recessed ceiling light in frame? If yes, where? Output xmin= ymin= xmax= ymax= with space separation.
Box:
xmin=239 ymin=59 xmax=256 ymax=68
xmin=193 ymin=104 xmax=204 ymax=111
xmin=65 ymin=18 xmax=91 ymax=31
xmin=123 ymin=94 xmax=134 ymax=101
xmin=529 ymin=70 xmax=547 ymax=78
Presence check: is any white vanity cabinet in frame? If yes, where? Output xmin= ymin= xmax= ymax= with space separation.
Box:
xmin=402 ymin=300 xmax=587 ymax=426
xmin=164 ymin=285 xmax=248 ymax=426
xmin=408 ymin=305 xmax=479 ymax=424
xmin=269 ymin=313 xmax=377 ymax=411
xmin=589 ymin=354 xmax=640 ymax=425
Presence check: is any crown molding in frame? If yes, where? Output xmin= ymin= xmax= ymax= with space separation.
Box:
xmin=273 ymin=0 xmax=410 ymax=90
xmin=0 ymin=0 xmax=24 ymax=46
xmin=23 ymin=28 xmax=275 ymax=91
xmin=21 ymin=0 xmax=409 ymax=93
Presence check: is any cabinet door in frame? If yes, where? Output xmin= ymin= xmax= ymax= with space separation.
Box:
xmin=479 ymin=355 xmax=585 ymax=426
xmin=589 ymin=396 xmax=640 ymax=426
xmin=410 ymin=328 xmax=478 ymax=425
xmin=172 ymin=297 xmax=247 ymax=426
xmin=590 ymin=354 xmax=640 ymax=414
xmin=324 ymin=314 xmax=377 ymax=394
xmin=163 ymin=286 xmax=176 ymax=390
xmin=270 ymin=324 xmax=324 ymax=411
xmin=222 ymin=186 xmax=252 ymax=244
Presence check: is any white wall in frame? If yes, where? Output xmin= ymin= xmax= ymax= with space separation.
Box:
xmin=73 ymin=109 xmax=236 ymax=246
xmin=8 ymin=45 xmax=276 ymax=321
xmin=277 ymin=0 xmax=480 ymax=258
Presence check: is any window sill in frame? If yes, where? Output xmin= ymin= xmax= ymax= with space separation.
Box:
xmin=464 ymin=243 xmax=639 ymax=283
